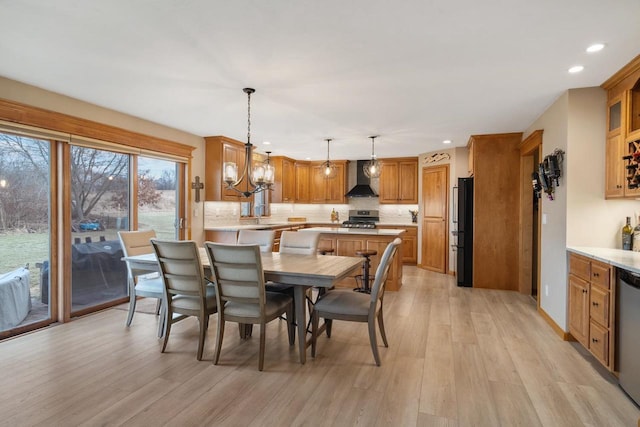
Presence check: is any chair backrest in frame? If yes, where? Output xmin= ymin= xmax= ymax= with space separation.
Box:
xmin=237 ymin=229 xmax=275 ymax=253
xmin=150 ymin=239 xmax=206 ymax=300
xmin=369 ymin=238 xmax=402 ymax=307
xmin=204 ymin=242 xmax=266 ymax=311
xmin=118 ymin=229 xmax=156 ymax=256
xmin=119 ymin=229 xmax=157 ymax=279
xmin=279 ymin=231 xmax=320 ymax=255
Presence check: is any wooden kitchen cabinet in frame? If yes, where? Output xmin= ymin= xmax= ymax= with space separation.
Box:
xmin=567 ymin=252 xmax=615 ymax=370
xmin=602 ymin=56 xmax=640 ymax=199
xmin=377 ymin=225 xmax=417 ymax=264
xmin=271 ymin=156 xmax=296 ymax=203
xmin=204 ymin=136 xmax=247 ymax=201
xmin=310 ymin=161 xmax=348 ymax=204
xmin=378 ymin=157 xmax=418 ymax=204
xmin=295 ymin=161 xmax=310 ymax=203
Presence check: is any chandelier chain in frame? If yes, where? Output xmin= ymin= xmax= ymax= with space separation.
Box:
xmin=247 ymin=90 xmax=251 ymax=145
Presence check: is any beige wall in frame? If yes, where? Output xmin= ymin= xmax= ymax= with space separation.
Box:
xmin=0 ymin=76 xmax=208 ymax=243
xmin=525 ymin=86 xmax=639 ymax=331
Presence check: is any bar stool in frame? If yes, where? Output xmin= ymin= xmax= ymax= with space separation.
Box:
xmin=354 ymin=249 xmax=377 ymax=293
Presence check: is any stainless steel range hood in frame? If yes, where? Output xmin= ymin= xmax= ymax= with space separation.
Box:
xmin=345 ymin=160 xmax=378 ymax=198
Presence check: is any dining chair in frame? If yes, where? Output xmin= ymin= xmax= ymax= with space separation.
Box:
xmin=204 ymin=242 xmax=295 ymax=371
xmin=311 ymin=237 xmax=401 ymax=366
xmin=150 ymin=239 xmax=217 ymax=361
xmin=237 ymin=229 xmax=275 ymax=253
xmin=269 ymin=231 xmax=321 ymax=328
xmin=118 ymin=229 xmax=164 ymax=335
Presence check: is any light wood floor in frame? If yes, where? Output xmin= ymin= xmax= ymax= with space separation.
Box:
xmin=1 ymin=267 xmax=638 ymax=426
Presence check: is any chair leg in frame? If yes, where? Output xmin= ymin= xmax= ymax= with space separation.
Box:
xmin=214 ymin=314 xmax=225 ymax=365
xmin=157 ymin=303 xmax=165 ymax=338
xmin=377 ymin=309 xmax=388 ymax=347
xmin=325 ymin=319 xmax=333 ymax=338
xmin=126 ymin=285 xmax=136 ymax=327
xmin=311 ymin=310 xmax=320 ymax=357
xmin=258 ymin=322 xmax=266 ymax=371
xmin=161 ymin=308 xmax=172 ymax=354
xmin=155 ymin=298 xmax=162 ymax=315
xmin=197 ymin=316 xmax=207 ymax=361
xmin=368 ymin=319 xmax=381 ymax=366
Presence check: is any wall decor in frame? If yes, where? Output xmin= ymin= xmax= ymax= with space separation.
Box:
xmin=423 ymin=152 xmax=451 ymax=164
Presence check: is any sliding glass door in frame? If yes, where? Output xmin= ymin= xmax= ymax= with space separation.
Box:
xmin=137 ymin=156 xmax=181 ymax=239
xmin=69 ymin=146 xmax=130 ymax=312
xmin=0 ymin=132 xmax=52 ymax=334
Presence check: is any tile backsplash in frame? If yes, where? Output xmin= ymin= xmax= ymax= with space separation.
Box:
xmin=203 ymin=200 xmax=418 ymax=228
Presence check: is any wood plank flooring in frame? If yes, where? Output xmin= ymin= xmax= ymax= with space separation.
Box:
xmin=0 ymin=267 xmax=638 ymax=426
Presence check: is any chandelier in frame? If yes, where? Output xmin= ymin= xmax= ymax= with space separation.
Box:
xmin=320 ymin=138 xmax=337 ymax=179
xmin=363 ymin=135 xmax=382 ymax=178
xmin=223 ymin=88 xmax=275 ymax=197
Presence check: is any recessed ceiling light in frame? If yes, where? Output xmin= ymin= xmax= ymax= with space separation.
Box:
xmin=568 ymin=65 xmax=584 ymax=74
xmin=586 ymin=43 xmax=605 ymax=53
xmin=305 ymin=157 xmax=311 ymax=160
xmin=263 ymin=141 xmax=271 ymax=145
xmin=443 ymin=139 xmax=452 ymax=144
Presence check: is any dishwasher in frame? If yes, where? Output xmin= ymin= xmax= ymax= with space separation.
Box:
xmin=618 ymin=269 xmax=640 ymax=406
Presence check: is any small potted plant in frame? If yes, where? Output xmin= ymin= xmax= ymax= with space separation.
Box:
xmin=409 ymin=210 xmax=418 ymax=223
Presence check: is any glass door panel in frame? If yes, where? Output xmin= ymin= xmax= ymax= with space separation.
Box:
xmin=0 ymin=132 xmax=51 ymax=332
xmin=69 ymin=146 xmax=129 ymax=312
xmin=137 ymin=157 xmax=179 ymax=239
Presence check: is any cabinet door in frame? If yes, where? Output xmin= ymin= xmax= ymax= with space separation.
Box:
xmin=398 ymin=160 xmax=418 ymax=203
xmin=590 ymin=285 xmax=609 ymax=327
xmin=309 ymin=164 xmax=327 ymax=203
xmin=325 ymin=162 xmax=346 ymax=204
xmin=295 ymin=163 xmax=310 ymax=203
xmin=282 ymin=158 xmax=296 ymax=202
xmin=379 ymin=161 xmax=399 ymax=203
xmin=606 ymin=134 xmax=626 ymax=198
xmin=402 ymin=233 xmax=417 ymax=264
xmin=222 ymin=143 xmax=245 ymax=201
xmin=568 ymin=275 xmax=590 ymax=347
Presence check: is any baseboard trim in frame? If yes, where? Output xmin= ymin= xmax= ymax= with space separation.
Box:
xmin=537 ymin=306 xmax=571 ymax=340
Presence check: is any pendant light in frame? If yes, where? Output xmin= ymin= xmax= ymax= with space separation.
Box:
xmin=363 ymin=135 xmax=382 ymax=178
xmin=222 ymin=88 xmax=275 ymax=197
xmin=320 ymin=138 xmax=337 ymax=179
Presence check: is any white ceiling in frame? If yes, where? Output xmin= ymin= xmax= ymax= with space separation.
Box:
xmin=1 ymin=1 xmax=639 ymax=161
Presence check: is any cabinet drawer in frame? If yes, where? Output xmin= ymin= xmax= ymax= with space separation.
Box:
xmin=590 ymin=261 xmax=610 ymax=289
xmin=569 ymin=254 xmax=590 ymax=282
xmin=589 ymin=286 xmax=610 ymax=327
xmin=589 ymin=320 xmax=609 ymax=366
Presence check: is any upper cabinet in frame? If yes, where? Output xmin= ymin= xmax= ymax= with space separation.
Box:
xmin=294 ymin=161 xmax=311 ymax=203
xmin=204 ymin=136 xmax=246 ymax=201
xmin=310 ymin=161 xmax=349 ymax=204
xmin=379 ymin=157 xmax=418 ymax=204
xmin=602 ymin=55 xmax=640 ymax=199
xmin=270 ymin=156 xmax=296 ymax=203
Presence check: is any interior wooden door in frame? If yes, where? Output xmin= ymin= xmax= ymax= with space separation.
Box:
xmin=420 ymin=165 xmax=449 ymax=273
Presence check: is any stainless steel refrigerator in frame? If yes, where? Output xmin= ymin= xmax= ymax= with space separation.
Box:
xmin=456 ymin=177 xmax=473 ymax=287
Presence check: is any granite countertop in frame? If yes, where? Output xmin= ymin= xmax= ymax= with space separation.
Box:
xmin=300 ymin=227 xmax=406 ymax=236
xmin=568 ymin=246 xmax=640 ymax=275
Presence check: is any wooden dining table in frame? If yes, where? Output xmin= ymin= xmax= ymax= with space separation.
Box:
xmin=124 ymin=248 xmax=363 ymax=364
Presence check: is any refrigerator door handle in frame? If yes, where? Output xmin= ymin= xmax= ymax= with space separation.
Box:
xmin=452 ymin=186 xmax=458 ymax=223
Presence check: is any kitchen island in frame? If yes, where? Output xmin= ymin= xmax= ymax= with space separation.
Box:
xmin=300 ymin=227 xmax=405 ymax=291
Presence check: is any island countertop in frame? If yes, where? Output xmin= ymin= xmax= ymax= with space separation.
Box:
xmin=299 ymin=227 xmax=406 ymax=236
xmin=567 ymin=246 xmax=640 ymax=274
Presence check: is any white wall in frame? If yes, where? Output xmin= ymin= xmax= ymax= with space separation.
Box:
xmin=525 ymin=87 xmax=640 ymax=331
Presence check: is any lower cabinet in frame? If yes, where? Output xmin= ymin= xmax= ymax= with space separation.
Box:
xmin=567 ymin=252 xmax=615 ymax=370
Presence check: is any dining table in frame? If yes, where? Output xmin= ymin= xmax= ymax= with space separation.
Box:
xmin=124 ymin=248 xmax=363 ymax=364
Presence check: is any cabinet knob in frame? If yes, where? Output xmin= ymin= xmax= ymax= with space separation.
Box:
xmin=593 ymin=272 xmax=599 ymax=277
xmin=592 ymin=338 xmax=599 ymax=343
xmin=582 ymin=289 xmax=587 ymax=294
xmin=617 ymin=185 xmax=623 ymax=189
xmin=592 ymin=301 xmax=599 ymax=306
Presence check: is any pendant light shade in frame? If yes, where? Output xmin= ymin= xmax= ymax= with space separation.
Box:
xmin=363 ymin=135 xmax=382 ymax=178
xmin=320 ymin=138 xmax=337 ymax=179
xmin=222 ymin=88 xmax=275 ymax=197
